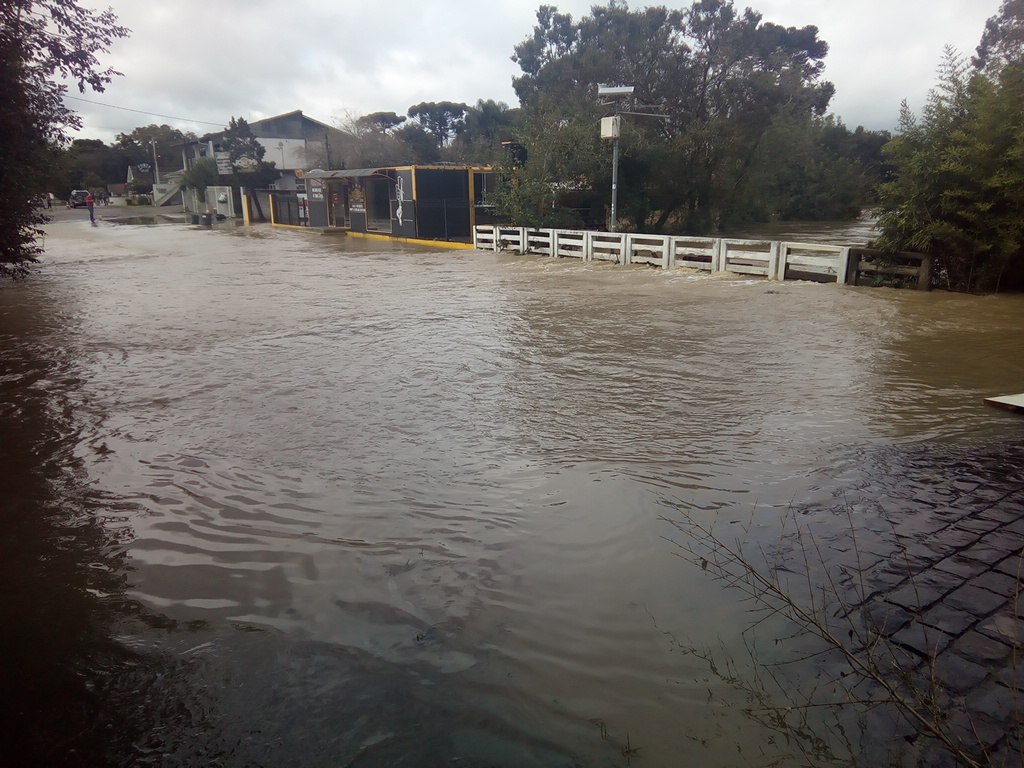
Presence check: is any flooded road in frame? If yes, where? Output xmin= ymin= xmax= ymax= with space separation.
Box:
xmin=2 ymin=217 xmax=1022 ymax=766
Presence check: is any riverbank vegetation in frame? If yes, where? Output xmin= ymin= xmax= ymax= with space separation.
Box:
xmin=874 ymin=0 xmax=1024 ymax=292
xmin=489 ymin=1 xmax=888 ymax=234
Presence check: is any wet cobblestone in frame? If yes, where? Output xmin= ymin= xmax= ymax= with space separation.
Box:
xmin=776 ymin=441 xmax=1024 ymax=765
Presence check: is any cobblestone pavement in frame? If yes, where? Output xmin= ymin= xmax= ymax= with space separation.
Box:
xmin=772 ymin=440 xmax=1024 ymax=766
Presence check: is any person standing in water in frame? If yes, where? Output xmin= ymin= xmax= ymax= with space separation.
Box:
xmin=86 ymin=192 xmax=96 ymax=225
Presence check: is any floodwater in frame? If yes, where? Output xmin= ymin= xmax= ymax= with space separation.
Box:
xmin=725 ymin=211 xmax=882 ymax=245
xmin=1 ymin=217 xmax=1022 ymax=767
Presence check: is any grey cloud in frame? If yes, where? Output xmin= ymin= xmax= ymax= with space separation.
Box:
xmin=67 ymin=0 xmax=997 ymax=142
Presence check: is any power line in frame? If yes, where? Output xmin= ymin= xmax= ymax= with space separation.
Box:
xmin=63 ymin=95 xmax=225 ymax=127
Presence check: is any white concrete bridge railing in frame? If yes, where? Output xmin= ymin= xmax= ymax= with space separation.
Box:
xmin=474 ymin=225 xmax=863 ymax=285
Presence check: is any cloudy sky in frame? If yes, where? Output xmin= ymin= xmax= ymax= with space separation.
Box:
xmin=66 ymin=0 xmax=997 ymax=143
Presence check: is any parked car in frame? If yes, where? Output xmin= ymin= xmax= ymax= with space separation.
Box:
xmin=68 ymin=190 xmax=89 ymax=208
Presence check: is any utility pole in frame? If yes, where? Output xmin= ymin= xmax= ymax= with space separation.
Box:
xmin=150 ymin=138 xmax=161 ymax=184
xmin=597 ymin=85 xmax=633 ymax=233
xmin=609 ymin=122 xmax=621 ymax=232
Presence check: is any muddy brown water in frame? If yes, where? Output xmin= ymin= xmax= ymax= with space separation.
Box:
xmin=2 ymin=216 xmax=1022 ymax=766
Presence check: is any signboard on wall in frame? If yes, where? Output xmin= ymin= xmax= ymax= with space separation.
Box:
xmin=350 ymin=186 xmax=365 ymax=213
xmin=391 ymin=169 xmax=416 ymax=238
xmin=215 ymin=151 xmax=233 ymax=175
xmin=308 ymin=178 xmax=324 ymax=201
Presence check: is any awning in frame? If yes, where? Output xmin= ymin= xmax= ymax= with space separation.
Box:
xmin=303 ymin=168 xmax=386 ymax=180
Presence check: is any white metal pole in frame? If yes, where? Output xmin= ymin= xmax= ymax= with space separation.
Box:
xmin=151 ymin=139 xmax=160 ymax=184
xmin=610 ymin=136 xmax=620 ymax=232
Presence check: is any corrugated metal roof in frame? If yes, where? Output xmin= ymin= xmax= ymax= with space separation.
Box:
xmin=303 ymin=168 xmax=385 ymax=179
xmin=304 ymin=165 xmax=492 ymax=180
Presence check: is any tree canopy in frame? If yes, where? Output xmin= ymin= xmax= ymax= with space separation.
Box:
xmin=875 ymin=0 xmax=1024 ymax=292
xmin=221 ymin=117 xmax=266 ymax=170
xmin=496 ymin=0 xmax=878 ymax=232
xmin=1 ymin=1 xmax=128 ymax=277
xmin=218 ymin=117 xmax=281 ymax=209
xmin=355 ymin=112 xmax=407 ymax=134
xmin=407 ymin=101 xmax=468 ymax=148
xmin=114 ymin=124 xmax=192 ymax=173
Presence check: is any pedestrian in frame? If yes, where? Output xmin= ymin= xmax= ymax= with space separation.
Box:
xmin=86 ymin=192 xmax=96 ymax=225
xmin=46 ymin=193 xmax=52 ymax=209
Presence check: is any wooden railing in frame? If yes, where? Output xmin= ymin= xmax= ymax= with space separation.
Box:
xmin=474 ymin=226 xmax=932 ymax=289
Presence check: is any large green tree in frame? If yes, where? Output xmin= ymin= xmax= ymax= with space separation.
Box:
xmin=114 ymin=124 xmax=191 ymax=173
xmin=354 ymin=111 xmax=407 ymax=134
xmin=407 ymin=101 xmax=468 ymax=148
xmin=505 ymin=1 xmax=839 ymax=233
xmin=486 ymin=94 xmax=606 ymax=228
xmin=64 ymin=138 xmax=129 ymax=192
xmin=449 ymin=100 xmax=522 ymax=164
xmin=392 ymin=123 xmax=443 ymax=163
xmin=875 ymin=0 xmax=1024 ymax=292
xmin=216 ymin=117 xmax=279 ymax=220
xmin=179 ymin=157 xmax=220 ymax=207
xmin=0 ymin=1 xmax=128 ymax=277
xmin=974 ymin=0 xmax=1024 ymax=71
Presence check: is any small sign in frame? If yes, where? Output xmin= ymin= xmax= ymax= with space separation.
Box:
xmin=215 ymin=151 xmax=233 ymax=175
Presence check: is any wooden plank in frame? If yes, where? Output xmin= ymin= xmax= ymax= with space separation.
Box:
xmin=853 ymin=247 xmax=927 ymax=264
xmin=857 ymin=262 xmax=922 ymax=277
xmin=984 ymin=393 xmax=1024 ymax=414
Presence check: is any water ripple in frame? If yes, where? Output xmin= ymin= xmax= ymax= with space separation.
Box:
xmin=3 ymin=223 xmax=1023 ymax=764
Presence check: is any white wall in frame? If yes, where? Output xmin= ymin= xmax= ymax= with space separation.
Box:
xmin=255 ymin=138 xmax=307 ymax=170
